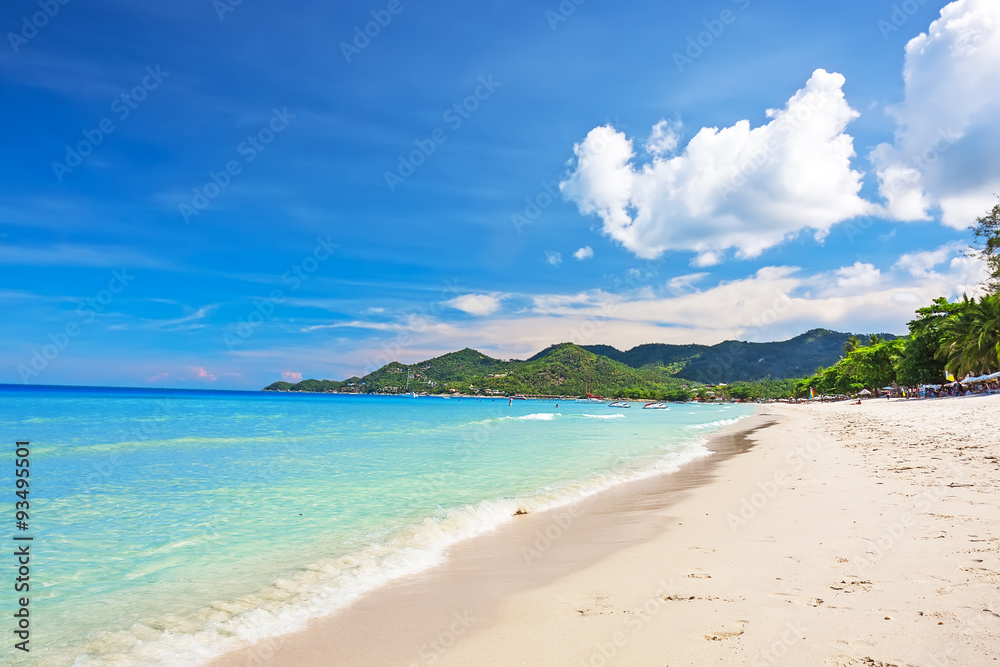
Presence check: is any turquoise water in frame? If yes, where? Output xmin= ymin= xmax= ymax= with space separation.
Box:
xmin=0 ymin=385 xmax=753 ymax=665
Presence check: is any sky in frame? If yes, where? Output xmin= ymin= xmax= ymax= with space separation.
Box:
xmin=1 ymin=0 xmax=998 ymax=389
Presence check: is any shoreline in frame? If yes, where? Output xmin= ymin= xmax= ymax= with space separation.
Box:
xmin=213 ymin=395 xmax=1000 ymax=665
xmin=210 ymin=411 xmax=775 ymax=667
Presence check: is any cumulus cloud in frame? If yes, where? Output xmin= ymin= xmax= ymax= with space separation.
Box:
xmin=445 ymin=293 xmax=504 ymax=316
xmin=894 ymin=242 xmax=987 ymax=296
xmin=573 ymin=246 xmax=594 ymax=260
xmin=545 ymin=251 xmax=562 ymax=266
xmin=894 ymin=241 xmax=968 ymax=277
xmin=832 ymin=262 xmax=882 ymax=294
xmin=870 ymin=0 xmax=1000 ymax=228
xmin=561 ymin=69 xmax=874 ymax=264
xmin=282 ymin=371 xmax=303 ymax=382
xmin=260 ymin=246 xmax=986 ymax=375
xmin=645 ymin=119 xmax=682 ymax=156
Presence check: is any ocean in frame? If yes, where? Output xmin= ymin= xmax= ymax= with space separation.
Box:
xmin=0 ymin=385 xmax=754 ymax=665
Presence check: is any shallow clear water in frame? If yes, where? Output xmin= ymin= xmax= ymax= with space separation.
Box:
xmin=0 ymin=385 xmax=753 ymax=665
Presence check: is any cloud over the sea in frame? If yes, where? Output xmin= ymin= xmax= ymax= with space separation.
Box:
xmin=870 ymin=0 xmax=1000 ymax=229
xmin=560 ymin=69 xmax=873 ymax=265
xmin=266 ymin=247 xmax=986 ymax=375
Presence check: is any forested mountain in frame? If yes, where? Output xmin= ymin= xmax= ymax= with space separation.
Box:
xmin=264 ymin=329 xmax=896 ymax=396
xmin=582 ymin=329 xmax=898 ymax=383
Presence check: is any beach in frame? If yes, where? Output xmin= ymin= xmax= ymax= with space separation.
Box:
xmin=214 ymin=394 xmax=1000 ymax=666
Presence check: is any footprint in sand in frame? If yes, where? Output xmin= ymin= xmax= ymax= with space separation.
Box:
xmin=686 ymin=572 xmax=712 ymax=579
xmin=686 ymin=546 xmax=716 ymax=554
xmin=824 ymin=655 xmax=891 ymax=666
xmin=772 ymin=592 xmax=824 ymax=607
xmin=829 ymin=580 xmax=873 ymax=593
xmin=703 ymin=620 xmax=747 ymax=641
xmin=576 ymin=595 xmax=618 ymax=616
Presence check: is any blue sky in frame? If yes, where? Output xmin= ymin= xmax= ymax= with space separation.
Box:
xmin=1 ymin=0 xmax=997 ymax=388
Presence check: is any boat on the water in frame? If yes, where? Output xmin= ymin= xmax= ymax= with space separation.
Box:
xmin=608 ymin=401 xmax=630 ymax=408
xmin=642 ymin=402 xmax=669 ymax=409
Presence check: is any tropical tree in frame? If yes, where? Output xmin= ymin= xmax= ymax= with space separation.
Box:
xmin=938 ymin=294 xmax=1000 ymax=378
xmin=867 ymin=333 xmax=884 ymax=346
xmin=972 ymin=198 xmax=1000 ymax=293
xmin=896 ymin=297 xmax=964 ymax=386
xmin=847 ymin=339 xmax=905 ymax=390
xmin=843 ymin=335 xmax=863 ymax=355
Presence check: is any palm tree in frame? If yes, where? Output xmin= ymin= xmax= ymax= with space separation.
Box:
xmin=843 ymin=335 xmax=863 ymax=355
xmin=867 ymin=333 xmax=884 ymax=346
xmin=938 ymin=294 xmax=1000 ymax=378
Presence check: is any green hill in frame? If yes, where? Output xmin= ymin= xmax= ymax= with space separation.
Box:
xmin=583 ymin=329 xmax=898 ymax=383
xmin=263 ymin=329 xmax=899 ymax=396
xmin=266 ymin=343 xmax=692 ymax=400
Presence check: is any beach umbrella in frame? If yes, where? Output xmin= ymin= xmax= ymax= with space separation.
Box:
xmin=858 ymin=389 xmax=871 ymax=395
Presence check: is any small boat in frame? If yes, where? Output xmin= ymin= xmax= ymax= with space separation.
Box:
xmin=407 ymin=392 xmax=418 ymax=398
xmin=608 ymin=401 xmax=630 ymax=408
xmin=643 ymin=402 xmax=670 ymax=410
xmin=511 ymin=395 xmax=528 ymax=400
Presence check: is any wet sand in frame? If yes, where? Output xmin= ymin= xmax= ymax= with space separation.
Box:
xmin=212 ymin=414 xmax=775 ymax=666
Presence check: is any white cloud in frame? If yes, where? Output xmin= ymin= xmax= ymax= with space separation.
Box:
xmin=561 ymin=69 xmax=874 ymax=264
xmin=870 ymin=0 xmax=1000 ymax=229
xmin=545 ymin=251 xmax=563 ymax=266
xmin=645 ymin=119 xmax=682 ymax=156
xmin=445 ymin=293 xmax=504 ymax=316
xmin=666 ymin=272 xmax=709 ymax=292
xmin=894 ymin=241 xmax=968 ymax=277
xmin=573 ymin=246 xmax=594 ymax=260
xmin=247 ymin=246 xmax=987 ymax=376
xmin=366 ymin=306 xmax=385 ymax=314
xmin=136 ymin=304 xmax=220 ymax=331
xmin=832 ymin=262 xmax=882 ymax=293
